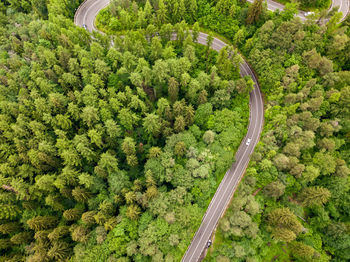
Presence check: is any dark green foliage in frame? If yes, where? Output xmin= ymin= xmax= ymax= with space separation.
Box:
xmin=207 ymin=4 xmax=349 ymax=262
xmin=27 ymin=216 xmax=58 ymax=231
xmin=2 ymin=1 xmax=349 ymax=261
xmin=10 ymin=232 xmax=33 ymax=245
xmin=0 ymin=4 xmax=250 ymax=260
xmin=246 ymin=0 xmax=263 ymax=25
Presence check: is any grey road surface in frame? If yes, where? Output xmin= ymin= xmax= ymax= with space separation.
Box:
xmin=181 ymin=34 xmax=264 ymax=262
xmin=246 ymin=0 xmax=349 ymax=22
xmin=74 ymin=0 xmax=348 ymax=261
xmin=74 ymin=0 xmax=110 ymax=32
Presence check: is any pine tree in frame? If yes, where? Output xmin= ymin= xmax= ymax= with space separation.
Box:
xmin=104 ymin=217 xmax=119 ymax=231
xmin=27 ymin=216 xmax=57 ymax=231
xmin=271 ymin=228 xmax=296 ymax=242
xmin=168 ymin=77 xmax=179 ymax=103
xmin=148 ymin=147 xmax=162 ymax=159
xmin=178 ymin=0 xmax=186 ymax=21
xmin=187 ymin=0 xmax=198 ymax=23
xmin=127 ymin=154 xmax=138 ymax=167
xmin=99 ymin=200 xmax=115 ymax=215
xmin=10 ymin=232 xmax=33 ymax=245
xmin=143 ymin=114 xmax=161 ymax=138
xmin=48 ymin=226 xmax=70 ymax=241
xmin=268 ymin=208 xmax=303 ymax=235
xmin=198 ymin=90 xmax=208 ymax=105
xmin=174 ymin=141 xmax=186 ymax=157
xmin=47 ymin=241 xmax=70 ymax=261
xmin=72 ymin=187 xmax=92 ymax=203
xmin=0 ymin=204 xmax=21 ymax=220
xmin=145 ymin=186 xmax=158 ymax=200
xmin=71 ymin=225 xmax=90 ymax=243
xmin=246 ymin=0 xmax=263 ymax=25
xmin=173 ymin=100 xmax=186 ymax=117
xmin=174 ymin=116 xmax=186 ymax=133
xmin=0 ymin=239 xmax=11 ymax=250
xmin=122 ymin=137 xmax=137 ymax=156
xmin=157 ymin=0 xmax=167 ymax=25
xmin=82 ymin=211 xmax=97 ymax=226
xmin=0 ymin=222 xmax=20 ymax=234
xmin=144 ymin=0 xmax=153 ymax=23
xmin=63 ymin=208 xmax=83 ymax=221
xmin=125 ymin=191 xmax=136 ymax=204
xmin=290 ymin=242 xmax=316 ymax=260
xmin=300 ymin=186 xmax=331 ymax=207
xmin=126 ymin=204 xmax=141 ymax=220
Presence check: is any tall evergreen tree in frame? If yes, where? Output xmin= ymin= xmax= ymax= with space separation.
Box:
xmin=246 ymin=0 xmax=263 ymax=24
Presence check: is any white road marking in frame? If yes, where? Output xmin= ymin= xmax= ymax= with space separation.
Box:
xmin=74 ymin=0 xmax=345 ymax=261
xmin=185 ymin=51 xmax=261 ymax=262
xmin=83 ymin=0 xmax=101 ymax=27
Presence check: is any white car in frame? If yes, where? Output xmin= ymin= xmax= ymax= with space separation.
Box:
xmin=305 ymin=12 xmax=314 ymax=16
xmin=207 ymin=240 xmax=212 ymax=248
xmin=246 ymin=138 xmax=252 ymax=146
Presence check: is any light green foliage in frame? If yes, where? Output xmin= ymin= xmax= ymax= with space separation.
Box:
xmin=3 ymin=1 xmax=349 ymax=261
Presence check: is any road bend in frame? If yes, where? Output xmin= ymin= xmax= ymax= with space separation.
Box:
xmin=74 ymin=0 xmax=348 ymax=261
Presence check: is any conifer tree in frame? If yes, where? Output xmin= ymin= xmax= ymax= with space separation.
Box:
xmin=0 ymin=222 xmax=20 ymax=234
xmin=81 ymin=211 xmax=97 ymax=226
xmin=126 ymin=204 xmax=141 ymax=220
xmin=27 ymin=216 xmax=57 ymax=231
xmin=47 ymin=241 xmax=70 ymax=261
xmin=10 ymin=232 xmax=33 ymax=245
xmin=246 ymin=0 xmax=263 ymax=25
xmin=71 ymin=226 xmax=90 ymax=243
xmin=157 ymin=0 xmax=167 ymax=25
xmin=72 ymin=187 xmax=92 ymax=203
xmin=299 ymin=186 xmax=331 ymax=207
xmin=63 ymin=208 xmax=83 ymax=221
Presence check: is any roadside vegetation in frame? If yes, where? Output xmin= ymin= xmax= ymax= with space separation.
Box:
xmin=0 ymin=1 xmax=251 ymax=261
xmin=274 ymin=0 xmax=331 ymax=11
xmin=0 ymin=0 xmax=349 ymax=261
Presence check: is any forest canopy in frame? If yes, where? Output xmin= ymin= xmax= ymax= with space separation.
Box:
xmin=0 ymin=0 xmax=350 ymax=261
xmin=0 ymin=1 xmax=252 ymax=261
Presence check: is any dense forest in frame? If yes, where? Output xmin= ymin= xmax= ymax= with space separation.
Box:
xmin=0 ymin=0 xmax=349 ymax=261
xmin=0 ymin=0 xmax=251 ymax=261
xmin=206 ymin=2 xmax=350 ymax=262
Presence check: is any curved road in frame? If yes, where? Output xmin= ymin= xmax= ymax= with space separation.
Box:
xmin=246 ymin=0 xmax=349 ymax=22
xmin=74 ymin=1 xmax=348 ymax=262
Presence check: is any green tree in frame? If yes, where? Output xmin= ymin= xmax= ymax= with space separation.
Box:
xmin=289 ymin=242 xmax=316 ymax=261
xmin=47 ymin=241 xmax=70 ymax=261
xmin=122 ymin=137 xmax=137 ymax=156
xmin=27 ymin=216 xmax=57 ymax=231
xmin=63 ymin=208 xmax=83 ymax=221
xmin=71 ymin=225 xmax=90 ymax=243
xmin=126 ymin=204 xmax=141 ymax=220
xmin=156 ymin=0 xmax=167 ymax=25
xmin=263 ymin=181 xmax=285 ymax=199
xmin=168 ymin=77 xmax=179 ymax=103
xmin=72 ymin=187 xmax=92 ymax=203
xmin=192 ymin=22 xmax=200 ymax=43
xmin=246 ymin=0 xmax=263 ymax=24
xmin=268 ymin=208 xmax=303 ymax=235
xmin=299 ymin=187 xmax=331 ymax=207
xmin=174 ymin=116 xmax=186 ymax=133
xmin=10 ymin=232 xmax=32 ymax=245
xmin=143 ymin=113 xmax=161 ymax=138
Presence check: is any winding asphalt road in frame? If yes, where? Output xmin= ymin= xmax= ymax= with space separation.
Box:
xmin=246 ymin=0 xmax=349 ymax=22
xmin=74 ymin=1 xmax=348 ymax=261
